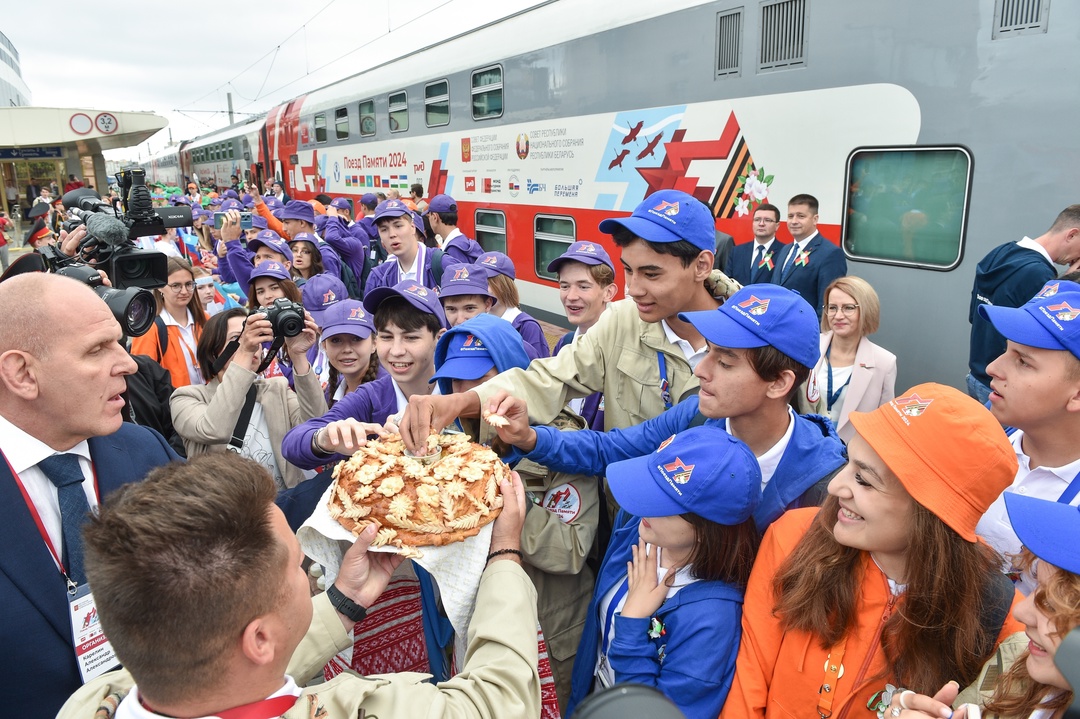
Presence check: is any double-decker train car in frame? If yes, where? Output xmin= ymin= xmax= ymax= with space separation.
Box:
xmin=144 ymin=0 xmax=1079 ymax=389
xmin=178 ymin=115 xmax=265 ymax=190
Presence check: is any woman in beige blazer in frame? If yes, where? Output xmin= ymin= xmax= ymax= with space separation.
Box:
xmin=171 ymin=307 xmax=328 ymax=489
xmin=797 ymin=276 xmax=897 ymax=442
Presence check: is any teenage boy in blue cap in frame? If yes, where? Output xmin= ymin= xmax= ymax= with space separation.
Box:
xmin=281 ymin=279 xmax=446 ymax=469
xmin=438 ymin=263 xmax=497 ymax=327
xmin=975 ymin=280 xmax=1080 ymax=593
xmin=490 ymin=284 xmax=846 ymax=529
xmin=549 ymin=241 xmax=619 ymax=432
xmin=430 ymin=313 xmax=599 ymax=712
xmin=364 ymin=200 xmax=457 ymax=296
xmin=400 ymin=189 xmax=741 ymax=450
xmin=425 ymin=193 xmax=484 ymax=263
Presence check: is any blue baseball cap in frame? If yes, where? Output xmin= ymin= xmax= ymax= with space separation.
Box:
xmin=438 ymin=264 xmax=497 ymax=303
xmin=1005 ymin=492 xmax=1080 ymax=575
xmin=424 ymin=193 xmax=457 ymax=216
xmin=248 ymin=230 xmax=294 ymax=264
xmin=477 ymin=251 xmax=516 ymax=280
xmin=320 ymin=299 xmax=375 ymax=341
xmin=249 ymin=260 xmax=291 ymax=283
xmin=281 ymin=200 xmax=315 ymax=224
xmin=679 ymin=284 xmax=820 ymax=369
xmin=219 ymin=199 xmax=243 ymax=212
xmin=302 ymin=273 xmax=347 ymax=324
xmin=980 ymin=282 xmax=1080 ymax=361
xmin=546 ymin=240 xmax=615 ymax=274
xmin=374 ymin=199 xmax=411 ymax=221
xmin=430 ymin=331 xmax=497 ymax=383
xmin=606 ymin=427 xmax=761 ymax=525
xmin=251 ymin=215 xmax=268 ymax=230
xmin=363 ymin=279 xmax=448 ymax=328
xmin=599 ymin=189 xmax=716 ymax=252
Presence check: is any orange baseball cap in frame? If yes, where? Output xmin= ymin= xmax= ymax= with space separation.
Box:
xmin=848 ymin=382 xmax=1017 ymax=542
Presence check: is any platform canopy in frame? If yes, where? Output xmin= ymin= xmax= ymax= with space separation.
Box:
xmin=0 ymin=107 xmax=167 ymax=156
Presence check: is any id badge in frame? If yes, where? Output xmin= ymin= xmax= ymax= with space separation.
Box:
xmin=68 ymin=584 xmax=120 ymax=683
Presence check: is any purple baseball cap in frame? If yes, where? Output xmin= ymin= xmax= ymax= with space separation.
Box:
xmin=289 ymin=232 xmax=323 ymax=260
xmin=606 ymin=427 xmax=760 ymax=525
xmin=249 ymin=260 xmax=291 ymax=283
xmin=424 ymin=193 xmax=456 ymax=216
xmin=374 ymin=199 xmax=411 ymax=221
xmin=438 ymin=264 xmax=497 ymax=303
xmin=599 ymin=189 xmax=716 ymax=253
xmin=411 ymin=210 xmax=426 ymax=236
xmin=363 ymin=279 xmax=448 ymax=328
xmin=477 ymin=251 xmax=516 ymax=280
xmin=281 ymin=200 xmax=315 ymax=224
xmin=301 ymin=273 xmax=347 ymax=324
xmin=248 ymin=230 xmax=295 ymax=264
xmin=547 ymin=240 xmax=615 ymax=274
xmin=313 ymin=214 xmax=330 ymax=234
xmin=320 ymin=299 xmax=375 ymax=341
xmin=271 ymin=208 xmax=285 ymax=221
xmin=222 ymin=189 xmax=240 ymax=200
xmin=330 ymin=197 xmax=353 ymax=212
xmin=360 ymin=193 xmax=379 ymax=209
xmin=251 ymin=215 xmax=268 ymax=230
xmin=219 ymin=199 xmax=243 ymax=212
xmin=264 ymin=196 xmax=284 ymax=210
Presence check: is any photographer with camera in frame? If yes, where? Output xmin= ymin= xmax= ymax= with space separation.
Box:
xmin=129 ymin=256 xmax=208 ymax=389
xmin=171 ymin=304 xmax=327 ymax=490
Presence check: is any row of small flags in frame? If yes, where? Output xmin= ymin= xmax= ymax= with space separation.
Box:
xmin=344 ymin=175 xmax=411 ymax=189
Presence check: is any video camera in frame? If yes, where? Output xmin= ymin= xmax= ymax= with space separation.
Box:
xmin=41 ymin=167 xmax=195 ymax=337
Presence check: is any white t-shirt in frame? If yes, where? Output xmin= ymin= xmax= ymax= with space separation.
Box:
xmin=814 ymin=363 xmax=853 ymax=425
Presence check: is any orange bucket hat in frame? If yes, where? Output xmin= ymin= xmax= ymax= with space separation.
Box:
xmin=848 ymin=382 xmax=1017 ymax=542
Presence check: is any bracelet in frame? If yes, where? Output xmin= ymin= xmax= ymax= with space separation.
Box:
xmin=325 ymin=583 xmax=367 ymax=623
xmin=486 ymin=548 xmax=523 ymax=563
xmin=311 ymin=427 xmax=331 ymax=457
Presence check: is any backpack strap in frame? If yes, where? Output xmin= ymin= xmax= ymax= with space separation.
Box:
xmin=430 ymin=248 xmax=446 ymax=286
xmin=687 ymin=411 xmax=709 ymax=428
xmin=981 ymin=570 xmax=1016 ymax=644
xmin=154 ymin=317 xmax=168 ymax=361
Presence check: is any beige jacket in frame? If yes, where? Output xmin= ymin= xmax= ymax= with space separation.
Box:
xmin=58 ymin=561 xmax=541 ymax=719
xmin=955 ymin=632 xmax=1029 ymax=713
xmin=796 ymin=332 xmax=897 ymax=442
xmin=171 ymin=362 xmax=328 ymax=488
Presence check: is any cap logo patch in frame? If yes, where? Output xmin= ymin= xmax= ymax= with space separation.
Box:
xmin=348 ymin=307 xmax=366 ymax=320
xmin=461 ymin=334 xmax=482 ymax=348
xmin=654 ymin=200 xmax=679 ymax=217
xmin=1047 ymin=301 xmax=1080 ymax=321
xmin=405 ymin=284 xmax=429 ymax=297
xmin=481 ymin=256 xmax=498 ymax=266
xmin=660 ymin=457 xmax=695 ymax=485
xmin=657 ymin=434 xmax=677 ymax=452
xmin=323 ymin=290 xmax=337 ymax=303
xmin=1038 ymin=283 xmax=1060 ymax=298
xmin=453 ymin=267 xmax=470 ymax=280
xmin=578 ymin=243 xmax=597 ymax=254
xmin=738 ymin=295 xmax=770 ymax=316
xmin=894 ymin=393 xmax=933 ymax=417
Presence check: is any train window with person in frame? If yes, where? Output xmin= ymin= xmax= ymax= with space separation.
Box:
xmin=425 ymin=80 xmax=450 ymax=127
xmin=335 ymin=106 xmax=349 ymax=140
xmin=472 ymin=64 xmax=504 ymax=119
xmin=359 ymin=98 xmax=376 ymax=136
xmin=842 ymin=147 xmax=972 ymax=269
xmin=476 ymin=209 xmax=508 ymax=253
xmin=389 ymin=91 xmax=408 ymax=132
xmin=535 ymin=214 xmax=576 ymax=280
xmin=129 ymin=257 xmax=209 ymax=389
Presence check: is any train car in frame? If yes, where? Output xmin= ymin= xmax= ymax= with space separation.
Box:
xmin=179 ymin=116 xmax=265 ymax=191
xmin=139 ymin=145 xmax=183 ymax=189
xmin=233 ymin=0 xmax=1074 ymax=389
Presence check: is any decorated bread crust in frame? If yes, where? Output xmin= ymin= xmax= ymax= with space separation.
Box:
xmin=328 ymin=433 xmax=506 ymax=557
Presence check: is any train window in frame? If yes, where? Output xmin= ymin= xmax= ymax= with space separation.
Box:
xmin=335 ymin=107 xmax=349 ymax=140
xmin=228 ymin=144 xmax=235 ymax=160
xmin=759 ymin=0 xmax=806 ymax=71
xmin=716 ymin=8 xmax=743 ymax=77
xmin=475 ymin=210 xmax=507 ymax=254
xmin=471 ymin=65 xmax=503 ymax=120
xmin=359 ymin=99 xmax=376 ymax=136
xmin=389 ymin=92 xmax=408 ymax=133
xmin=534 ymin=214 xmax=576 ymax=280
xmin=425 ymin=80 xmax=450 ymax=128
xmin=842 ymin=146 xmax=972 ymax=270
xmin=314 ymin=114 xmax=327 ymax=144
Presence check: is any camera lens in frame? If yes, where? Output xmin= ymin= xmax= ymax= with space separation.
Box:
xmin=96 ymin=286 xmax=156 ymax=337
xmin=279 ymin=311 xmax=305 ymax=337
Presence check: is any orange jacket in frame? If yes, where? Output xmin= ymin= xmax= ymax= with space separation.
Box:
xmin=255 ymin=201 xmax=289 ymax=239
xmin=129 ymin=320 xmax=203 ymax=389
xmin=721 ymin=508 xmax=1022 ymax=719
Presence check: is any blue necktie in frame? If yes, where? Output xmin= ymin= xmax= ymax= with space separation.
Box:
xmin=780 ymin=243 xmax=800 ymax=283
xmin=39 ymin=454 xmax=89 ymax=586
xmin=751 ymin=244 xmax=767 ymax=284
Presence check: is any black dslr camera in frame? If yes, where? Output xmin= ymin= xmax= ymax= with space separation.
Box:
xmin=263 ymin=298 xmax=306 ymax=338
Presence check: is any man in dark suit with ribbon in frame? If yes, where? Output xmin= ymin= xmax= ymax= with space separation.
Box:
xmin=0 ymin=272 xmax=179 ymax=719
xmin=772 ymin=194 xmax=847 ymax=318
xmin=725 ymin=203 xmax=786 ymax=286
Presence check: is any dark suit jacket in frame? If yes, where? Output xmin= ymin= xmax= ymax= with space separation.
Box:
xmin=725 ymin=238 xmax=786 ymax=286
xmin=772 ymin=232 xmax=848 ymax=317
xmin=0 ymin=423 xmax=179 ymax=719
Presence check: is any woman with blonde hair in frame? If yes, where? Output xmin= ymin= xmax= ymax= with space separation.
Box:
xmin=130 ymin=257 xmax=208 ymax=388
xmin=798 ymin=275 xmax=897 ymax=442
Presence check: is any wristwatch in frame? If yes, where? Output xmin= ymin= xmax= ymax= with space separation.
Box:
xmin=326 ymin=583 xmax=367 ymax=622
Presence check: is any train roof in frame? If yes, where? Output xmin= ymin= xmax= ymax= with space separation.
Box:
xmin=181 ymin=113 xmax=267 ymax=151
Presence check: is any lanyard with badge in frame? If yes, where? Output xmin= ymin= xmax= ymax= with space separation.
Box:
xmin=1 ymin=450 xmax=120 ymax=683
xmin=824 ymin=346 xmax=851 ymax=412
xmin=656 ymin=352 xmax=673 ymax=410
